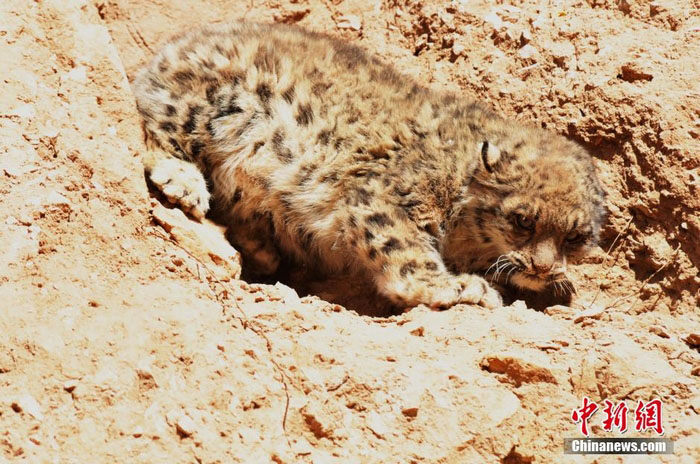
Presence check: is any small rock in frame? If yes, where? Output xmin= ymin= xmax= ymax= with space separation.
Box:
xmin=573 ymin=305 xmax=606 ymax=323
xmin=452 ymin=42 xmax=465 ymax=57
xmin=520 ymin=29 xmax=532 ymax=45
xmin=481 ymin=354 xmax=557 ymax=387
xmin=63 ymin=380 xmax=78 ymax=392
xmin=366 ymin=411 xmax=388 ymax=439
xmin=337 ymin=15 xmax=362 ymax=31
xmin=484 ymin=12 xmax=504 ymax=31
xmin=649 ymin=326 xmax=671 ymax=339
xmin=620 ymin=62 xmax=653 ymax=82
xmin=550 ymin=41 xmax=576 ymax=69
xmin=44 ymin=191 xmax=71 ymax=207
xmin=12 ymin=395 xmax=43 ymax=420
xmin=401 ymin=407 xmax=419 ymax=418
xmin=409 ymin=326 xmax=424 ymax=337
xmin=272 ymin=8 xmax=310 ymax=24
xmin=152 ymin=204 xmax=242 ymax=280
xmin=132 ymin=426 xmax=144 ymax=438
xmin=684 ymin=332 xmax=700 ymax=347
xmin=518 ymin=44 xmax=538 ymax=59
xmin=166 ymin=409 xmax=196 ymax=437
xmin=175 ymin=415 xmax=196 ymax=437
xmin=275 ymin=282 xmax=301 ymax=306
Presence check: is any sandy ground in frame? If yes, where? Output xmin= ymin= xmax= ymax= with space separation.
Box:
xmin=1 ymin=0 xmax=699 ymax=462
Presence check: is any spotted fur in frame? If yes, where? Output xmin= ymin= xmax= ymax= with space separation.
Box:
xmin=133 ymin=22 xmax=606 ymax=309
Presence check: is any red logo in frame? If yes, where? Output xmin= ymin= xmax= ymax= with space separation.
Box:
xmin=634 ymin=399 xmax=664 ymax=435
xmin=571 ymin=396 xmax=598 ymax=436
xmin=571 ymin=398 xmax=665 ymax=437
xmin=601 ymin=400 xmax=628 ymax=433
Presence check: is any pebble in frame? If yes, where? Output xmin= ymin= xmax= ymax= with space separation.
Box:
xmin=620 ymin=62 xmax=653 ymax=82
xmin=63 ymin=379 xmax=78 ymax=392
xmin=12 ymin=395 xmax=43 ymax=420
xmin=684 ymin=332 xmax=700 ymax=347
xmin=166 ymin=409 xmax=196 ymax=437
xmin=573 ymin=305 xmax=606 ymax=323
xmin=366 ymin=411 xmax=388 ymax=439
xmin=649 ymin=326 xmax=671 ymax=339
xmin=483 ymin=12 xmax=504 ymax=31
xmin=337 ymin=15 xmax=362 ymax=31
xmin=175 ymin=415 xmax=197 ymax=437
xmin=518 ymin=44 xmax=538 ymax=59
xmin=520 ymin=29 xmax=532 ymax=45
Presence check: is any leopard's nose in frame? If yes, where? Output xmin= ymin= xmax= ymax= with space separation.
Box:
xmin=530 ymin=256 xmax=553 ymax=275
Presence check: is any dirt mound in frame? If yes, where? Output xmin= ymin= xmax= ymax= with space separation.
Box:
xmin=1 ymin=0 xmax=698 ymax=462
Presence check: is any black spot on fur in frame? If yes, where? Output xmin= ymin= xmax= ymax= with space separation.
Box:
xmin=256 ymin=83 xmax=272 ymax=102
xmin=165 ymin=104 xmax=176 ymax=116
xmin=159 ymin=121 xmax=177 ymax=133
xmin=232 ymin=190 xmax=242 ymax=204
xmin=167 ymin=137 xmax=180 ymax=151
xmin=332 ymin=42 xmax=369 ymax=70
xmin=190 ymin=140 xmax=204 ymax=158
xmin=296 ymin=164 xmax=317 ymax=186
xmin=364 ymin=229 xmax=374 ymax=243
xmin=296 ymin=104 xmax=314 ymax=126
xmin=149 ymin=77 xmax=165 ymax=90
xmin=253 ymin=140 xmax=265 ymax=155
xmin=206 ymin=120 xmax=216 ymax=137
xmin=282 ymin=87 xmax=295 ymax=104
xmin=368 ymin=247 xmax=378 ymax=260
xmin=425 ymin=262 xmax=438 ymax=271
xmin=183 ymin=105 xmax=201 ymax=134
xmin=272 ymin=128 xmax=293 ymax=163
xmin=382 ymin=237 xmax=403 ymax=254
xmin=219 ymin=100 xmax=243 ymax=118
xmin=312 ymin=82 xmax=332 ymax=96
xmin=157 ymin=60 xmax=169 ymax=73
xmin=272 ymin=128 xmax=284 ymax=147
xmin=320 ymin=172 xmax=338 ymax=183
xmin=299 ymin=230 xmax=314 ymax=249
xmin=235 ymin=116 xmax=256 ymax=138
xmin=206 ymin=85 xmax=218 ymax=105
xmin=173 ymin=70 xmax=195 ymax=86
xmin=400 ymin=260 xmax=417 ymax=277
xmin=366 ymin=213 xmax=394 ymax=228
xmin=254 ymin=46 xmax=278 ymax=72
xmin=355 ymin=188 xmax=371 ymax=206
xmin=318 ymin=129 xmax=333 ymax=145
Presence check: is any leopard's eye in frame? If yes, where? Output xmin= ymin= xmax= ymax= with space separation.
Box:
xmin=514 ymin=213 xmax=535 ymax=231
xmin=565 ymin=231 xmax=585 ymax=244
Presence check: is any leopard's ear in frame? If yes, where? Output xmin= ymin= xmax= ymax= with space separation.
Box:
xmin=477 ymin=141 xmax=502 ymax=173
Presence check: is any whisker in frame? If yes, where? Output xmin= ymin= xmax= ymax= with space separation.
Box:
xmin=505 ymin=266 xmax=517 ymax=285
xmin=494 ymin=262 xmax=511 ymax=282
xmin=485 ymin=255 xmax=507 ymax=275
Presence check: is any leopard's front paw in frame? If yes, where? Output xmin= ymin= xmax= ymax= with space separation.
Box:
xmin=149 ymin=158 xmax=210 ymax=220
xmin=381 ymin=273 xmax=503 ymax=309
xmin=423 ymin=274 xmax=501 ymax=309
xmin=454 ymin=274 xmax=503 ymax=309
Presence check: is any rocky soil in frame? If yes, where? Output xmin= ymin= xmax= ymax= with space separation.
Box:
xmin=1 ymin=0 xmax=699 ymax=462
